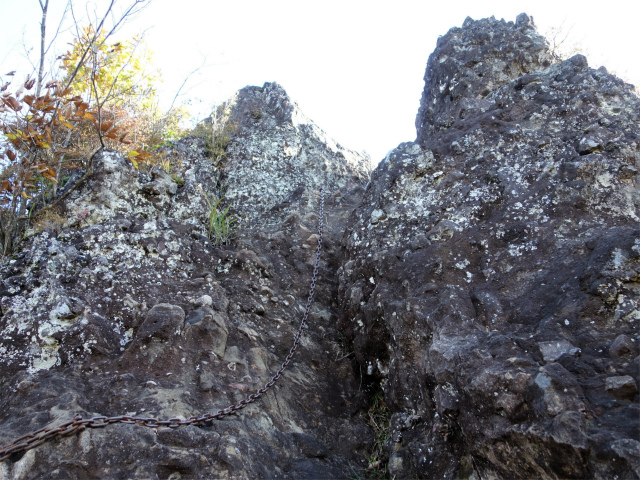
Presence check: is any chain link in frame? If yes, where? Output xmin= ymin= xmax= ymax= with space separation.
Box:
xmin=0 ymin=187 xmax=325 ymax=462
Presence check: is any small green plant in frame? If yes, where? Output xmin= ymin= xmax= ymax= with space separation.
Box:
xmin=170 ymin=174 xmax=184 ymax=186
xmin=196 ymin=184 xmax=234 ymax=245
xmin=251 ymin=108 xmax=262 ymax=119
xmin=363 ymin=391 xmax=392 ymax=479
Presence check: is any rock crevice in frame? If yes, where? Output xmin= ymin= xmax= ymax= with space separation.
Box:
xmin=1 ymin=13 xmax=639 ymax=480
xmin=340 ymin=13 xmax=639 ymax=480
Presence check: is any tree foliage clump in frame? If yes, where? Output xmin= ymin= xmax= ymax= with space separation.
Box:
xmin=0 ymin=74 xmax=102 ymax=254
xmin=0 ymin=0 xmax=189 ymax=255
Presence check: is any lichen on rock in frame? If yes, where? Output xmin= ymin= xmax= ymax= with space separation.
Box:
xmin=0 ymin=85 xmax=371 ymax=478
xmin=1 ymin=12 xmax=639 ymax=480
xmin=340 ymin=13 xmax=639 ymax=480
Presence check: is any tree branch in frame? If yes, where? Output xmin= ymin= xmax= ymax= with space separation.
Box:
xmin=35 ymin=0 xmax=49 ymax=97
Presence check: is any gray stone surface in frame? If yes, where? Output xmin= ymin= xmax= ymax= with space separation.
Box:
xmin=0 ymin=86 xmax=372 ymax=479
xmin=340 ymin=14 xmax=639 ymax=480
xmin=218 ymin=82 xmax=370 ymax=227
xmin=2 ymin=12 xmax=639 ymax=480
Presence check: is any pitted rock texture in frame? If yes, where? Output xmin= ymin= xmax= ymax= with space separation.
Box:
xmin=220 ymin=82 xmax=371 ymax=225
xmin=340 ymin=15 xmax=639 ymax=480
xmin=416 ymin=13 xmax=554 ymax=145
xmin=0 ymin=95 xmax=373 ymax=477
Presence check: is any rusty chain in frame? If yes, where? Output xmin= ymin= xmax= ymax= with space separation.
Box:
xmin=0 ymin=187 xmax=325 ymax=462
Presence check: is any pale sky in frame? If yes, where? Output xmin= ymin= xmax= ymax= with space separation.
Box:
xmin=1 ymin=0 xmax=639 ymax=162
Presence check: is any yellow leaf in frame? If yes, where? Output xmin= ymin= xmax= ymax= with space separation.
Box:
xmin=127 ymin=151 xmax=139 ymax=157
xmin=129 ymin=157 xmax=139 ymax=169
xmin=21 ymin=191 xmax=32 ymax=199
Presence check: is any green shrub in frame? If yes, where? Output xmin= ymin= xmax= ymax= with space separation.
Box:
xmin=196 ymin=184 xmax=234 ymax=245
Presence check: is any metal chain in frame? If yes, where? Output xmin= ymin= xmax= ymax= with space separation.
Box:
xmin=0 ymin=187 xmax=325 ymax=462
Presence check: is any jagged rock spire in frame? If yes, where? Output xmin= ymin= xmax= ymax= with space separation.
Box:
xmin=415 ymin=13 xmax=554 ymax=144
xmin=218 ymin=82 xmax=371 ymax=224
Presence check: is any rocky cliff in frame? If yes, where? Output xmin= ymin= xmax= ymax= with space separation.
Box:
xmin=1 ymin=13 xmax=639 ymax=480
xmin=340 ymin=13 xmax=639 ymax=480
xmin=0 ymin=82 xmax=373 ymax=479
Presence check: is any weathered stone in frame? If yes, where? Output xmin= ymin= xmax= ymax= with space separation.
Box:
xmin=0 ymin=82 xmax=371 ymax=479
xmin=220 ymin=82 xmax=370 ymax=226
xmin=340 ymin=13 xmax=639 ymax=480
xmin=539 ymin=340 xmax=581 ymax=362
xmin=610 ymin=334 xmax=638 ymax=358
xmin=605 ymin=376 xmax=638 ymax=400
xmin=415 ymin=14 xmax=554 ymax=145
xmin=137 ymin=303 xmax=185 ymax=341
xmin=2 ymin=12 xmax=639 ymax=480
xmin=141 ymin=169 xmax=178 ymax=197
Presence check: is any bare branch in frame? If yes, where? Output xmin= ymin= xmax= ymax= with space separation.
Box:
xmin=44 ymin=0 xmax=72 ymax=57
xmin=35 ymin=0 xmax=49 ymax=97
xmin=169 ymin=56 xmax=208 ymax=112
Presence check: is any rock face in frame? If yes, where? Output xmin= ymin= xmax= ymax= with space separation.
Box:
xmin=339 ymin=13 xmax=639 ymax=480
xmin=0 ymin=85 xmax=372 ymax=479
xmin=415 ymin=13 xmax=554 ymax=144
xmin=220 ymin=82 xmax=370 ymax=225
xmin=1 ymin=14 xmax=639 ymax=480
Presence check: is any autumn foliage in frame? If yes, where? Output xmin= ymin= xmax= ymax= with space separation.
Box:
xmin=0 ymin=20 xmax=184 ymax=255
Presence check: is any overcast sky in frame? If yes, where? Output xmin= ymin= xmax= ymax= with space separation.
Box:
xmin=1 ymin=0 xmax=639 ymax=163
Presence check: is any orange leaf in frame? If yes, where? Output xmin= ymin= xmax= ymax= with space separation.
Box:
xmin=23 ymin=95 xmax=34 ymax=106
xmin=6 ymin=96 xmax=21 ymax=111
xmin=61 ymin=104 xmax=72 ymax=118
xmin=119 ymin=132 xmax=132 ymax=144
